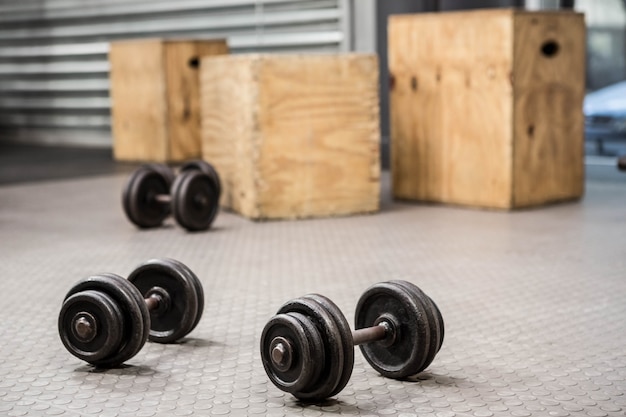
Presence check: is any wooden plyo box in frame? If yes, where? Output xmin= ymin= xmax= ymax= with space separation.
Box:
xmin=110 ymin=39 xmax=228 ymax=162
xmin=389 ymin=10 xmax=586 ymax=209
xmin=200 ymin=54 xmax=381 ymax=220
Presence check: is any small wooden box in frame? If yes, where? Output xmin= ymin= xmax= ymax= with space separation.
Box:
xmin=110 ymin=39 xmax=228 ymax=162
xmin=200 ymin=54 xmax=381 ymax=220
xmin=389 ymin=9 xmax=586 ymax=209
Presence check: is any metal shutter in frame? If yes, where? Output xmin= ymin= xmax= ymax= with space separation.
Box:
xmin=0 ymin=0 xmax=351 ymax=146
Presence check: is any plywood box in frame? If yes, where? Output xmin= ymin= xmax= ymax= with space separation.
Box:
xmin=389 ymin=9 xmax=585 ymax=209
xmin=200 ymin=54 xmax=381 ymax=220
xmin=110 ymin=39 xmax=228 ymax=162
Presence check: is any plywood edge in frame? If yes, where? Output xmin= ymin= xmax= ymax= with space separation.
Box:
xmin=110 ymin=38 xmax=228 ymax=46
xmin=389 ymin=8 xmax=516 ymax=22
xmin=201 ymin=54 xmax=262 ymax=64
xmin=204 ymin=53 xmax=376 ymax=64
xmin=388 ymin=16 xmax=404 ymax=201
xmin=109 ymin=38 xmax=164 ymax=48
xmin=509 ymin=12 xmax=517 ymax=209
xmin=394 ymin=196 xmax=515 ymax=211
xmin=389 ymin=9 xmax=584 ymax=21
xmin=248 ymin=207 xmax=380 ymax=221
xmin=513 ymin=10 xmax=585 ymax=18
xmin=157 ymin=42 xmax=171 ymax=161
xmin=246 ymin=56 xmax=263 ymax=220
xmin=163 ymin=38 xmax=227 ymax=45
xmin=509 ymin=194 xmax=583 ymax=210
xmin=388 ymin=16 xmax=413 ymax=201
xmin=387 ymin=9 xmax=583 ymax=30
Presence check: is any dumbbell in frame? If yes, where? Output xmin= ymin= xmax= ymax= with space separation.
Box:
xmin=58 ymin=258 xmax=204 ymax=367
xmin=122 ymin=160 xmax=221 ymax=231
xmin=260 ymin=280 xmax=444 ymax=401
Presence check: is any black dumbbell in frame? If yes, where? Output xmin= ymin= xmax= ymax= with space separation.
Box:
xmin=179 ymin=160 xmax=222 ymax=199
xmin=58 ymin=258 xmax=204 ymax=367
xmin=122 ymin=160 xmax=221 ymax=231
xmin=260 ymin=280 xmax=444 ymax=401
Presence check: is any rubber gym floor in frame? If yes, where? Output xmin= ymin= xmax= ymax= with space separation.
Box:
xmin=0 ymin=144 xmax=625 ymax=417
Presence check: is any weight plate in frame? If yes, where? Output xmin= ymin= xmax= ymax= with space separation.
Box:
xmin=144 ymin=163 xmax=175 ymax=216
xmin=171 ymin=170 xmax=219 ymax=232
xmin=122 ymin=166 xmax=170 ymax=228
xmin=277 ymin=296 xmax=347 ymax=400
xmin=355 ymin=281 xmax=431 ymax=379
xmin=428 ymin=295 xmax=445 ymax=352
xmin=128 ymin=258 xmax=199 ymax=343
xmin=180 ymin=160 xmax=221 ymax=198
xmin=145 ymin=163 xmax=175 ymax=188
xmin=301 ymin=294 xmax=354 ymax=398
xmin=260 ymin=312 xmax=325 ymax=395
xmin=58 ymin=290 xmax=125 ymax=364
xmin=161 ymin=258 xmax=204 ymax=334
xmin=62 ymin=273 xmax=149 ymax=367
xmin=389 ymin=280 xmax=444 ymax=372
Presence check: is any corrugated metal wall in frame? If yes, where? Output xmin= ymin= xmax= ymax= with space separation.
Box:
xmin=0 ymin=0 xmax=350 ymax=146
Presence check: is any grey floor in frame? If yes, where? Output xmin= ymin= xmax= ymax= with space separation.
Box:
xmin=1 ymin=165 xmax=625 ymax=416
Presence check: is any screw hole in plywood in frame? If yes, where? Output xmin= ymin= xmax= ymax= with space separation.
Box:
xmin=541 ymin=40 xmax=559 ymax=58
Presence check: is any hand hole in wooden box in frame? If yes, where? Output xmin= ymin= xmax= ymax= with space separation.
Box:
xmin=541 ymin=40 xmax=559 ymax=58
xmin=188 ymin=57 xmax=200 ymax=69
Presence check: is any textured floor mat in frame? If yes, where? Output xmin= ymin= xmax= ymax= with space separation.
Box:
xmin=0 ymin=173 xmax=625 ymax=416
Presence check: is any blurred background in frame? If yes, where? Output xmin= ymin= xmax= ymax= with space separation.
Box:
xmin=0 ymin=0 xmax=624 ymax=182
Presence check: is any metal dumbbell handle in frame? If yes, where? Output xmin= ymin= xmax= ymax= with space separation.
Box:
xmin=144 ymin=294 xmax=161 ymax=311
xmin=154 ymin=192 xmax=209 ymax=208
xmin=143 ymin=287 xmax=170 ymax=314
xmin=352 ymin=321 xmax=392 ymax=346
xmin=153 ymin=194 xmax=172 ymax=204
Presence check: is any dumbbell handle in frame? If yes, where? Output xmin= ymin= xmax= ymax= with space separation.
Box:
xmin=154 ymin=193 xmax=208 ymax=208
xmin=145 ymin=294 xmax=160 ymax=311
xmin=153 ymin=194 xmax=172 ymax=204
xmin=352 ymin=321 xmax=391 ymax=346
xmin=143 ymin=288 xmax=170 ymax=313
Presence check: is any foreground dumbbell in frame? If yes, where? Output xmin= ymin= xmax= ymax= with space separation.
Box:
xmin=260 ymin=280 xmax=444 ymax=401
xmin=58 ymin=258 xmax=204 ymax=367
xmin=122 ymin=160 xmax=220 ymax=231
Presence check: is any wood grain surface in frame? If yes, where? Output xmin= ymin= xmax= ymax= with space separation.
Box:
xmin=201 ymin=54 xmax=380 ymax=220
xmin=389 ymin=9 xmax=585 ymax=209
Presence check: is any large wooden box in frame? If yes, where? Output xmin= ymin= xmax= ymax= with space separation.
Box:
xmin=389 ymin=10 xmax=586 ymax=209
xmin=200 ymin=54 xmax=381 ymax=220
xmin=110 ymin=39 xmax=228 ymax=162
